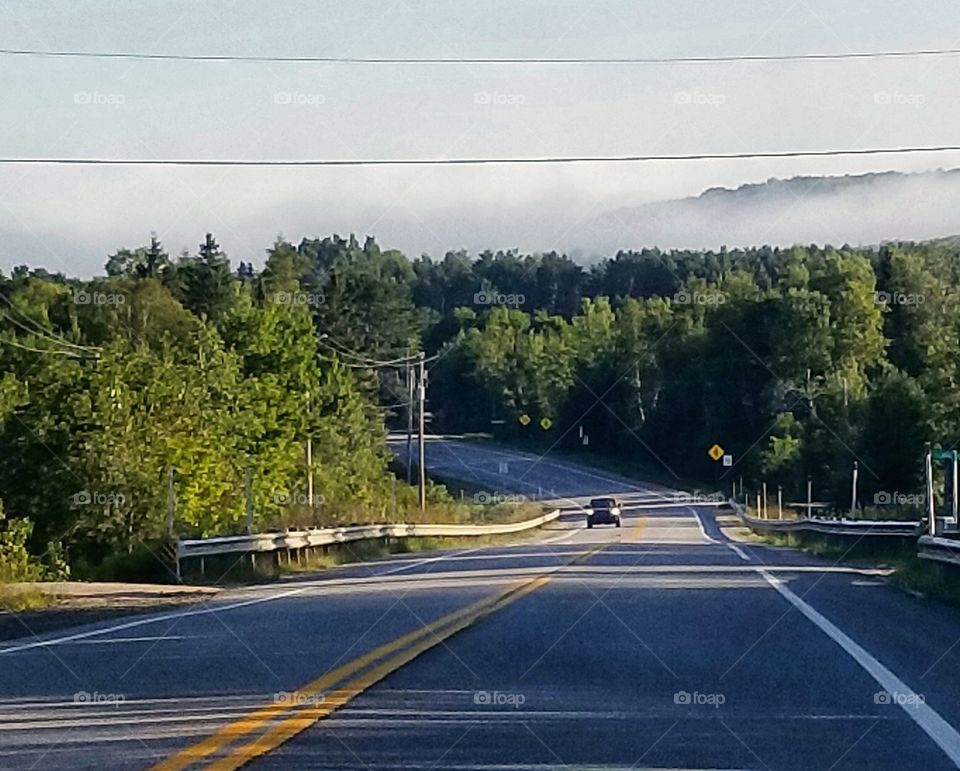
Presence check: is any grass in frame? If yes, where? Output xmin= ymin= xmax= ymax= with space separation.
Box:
xmin=0 ymin=585 xmax=53 ymax=613
xmin=890 ymin=556 xmax=960 ymax=607
xmin=278 ymin=530 xmax=533 ymax=574
xmin=744 ymin=526 xmax=960 ymax=608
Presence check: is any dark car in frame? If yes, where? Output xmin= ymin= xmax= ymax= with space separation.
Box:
xmin=586 ymin=497 xmax=622 ymax=528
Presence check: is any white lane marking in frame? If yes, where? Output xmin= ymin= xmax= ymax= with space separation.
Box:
xmin=688 ymin=507 xmax=718 ymax=543
xmin=376 ymin=548 xmax=481 ymax=575
xmin=540 ymin=527 xmax=584 ymax=545
xmin=727 ymin=543 xmax=751 ymax=561
xmin=0 ymin=586 xmax=311 ymax=655
xmin=0 ymin=545 xmax=488 ymax=655
xmin=758 ymin=568 xmax=960 ymax=767
xmin=63 ymin=636 xmax=194 ymax=645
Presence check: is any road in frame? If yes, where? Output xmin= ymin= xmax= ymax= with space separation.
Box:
xmin=3 ymin=439 xmax=960 ymax=770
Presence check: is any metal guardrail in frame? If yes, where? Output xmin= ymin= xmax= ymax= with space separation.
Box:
xmin=177 ymin=508 xmax=561 ymax=561
xmin=732 ymin=500 xmax=920 ymax=537
xmin=918 ymin=535 xmax=960 ymax=566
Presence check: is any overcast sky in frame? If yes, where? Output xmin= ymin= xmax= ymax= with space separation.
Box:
xmin=3 ymin=0 xmax=960 ymax=276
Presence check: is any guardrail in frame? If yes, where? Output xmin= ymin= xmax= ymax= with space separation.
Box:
xmin=731 ymin=500 xmax=920 ymax=537
xmin=176 ymin=508 xmax=561 ymax=576
xmin=918 ymin=535 xmax=960 ymax=567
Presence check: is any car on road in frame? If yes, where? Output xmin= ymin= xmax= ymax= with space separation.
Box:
xmin=586 ymin=497 xmax=622 ymax=528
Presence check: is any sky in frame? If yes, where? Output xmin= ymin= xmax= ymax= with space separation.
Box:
xmin=2 ymin=0 xmax=960 ymax=276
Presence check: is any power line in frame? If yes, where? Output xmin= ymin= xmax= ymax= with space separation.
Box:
xmin=319 ymin=336 xmax=439 ymax=367
xmin=0 ymin=296 xmax=101 ymax=353
xmin=3 ymin=46 xmax=960 ymax=64
xmin=0 ymin=312 xmax=97 ymax=353
xmin=0 ymin=336 xmax=90 ymax=357
xmin=3 ymin=145 xmax=960 ymax=167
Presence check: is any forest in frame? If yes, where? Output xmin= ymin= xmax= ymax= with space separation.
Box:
xmin=1 ymin=232 xmax=957 ymax=577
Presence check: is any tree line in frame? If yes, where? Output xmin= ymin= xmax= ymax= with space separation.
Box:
xmin=1 ymin=232 xmax=957 ymax=576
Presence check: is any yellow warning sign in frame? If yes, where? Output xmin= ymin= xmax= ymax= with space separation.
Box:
xmin=540 ymin=417 xmax=553 ymax=430
xmin=519 ymin=414 xmax=531 ymax=426
xmin=708 ymin=444 xmax=724 ymax=461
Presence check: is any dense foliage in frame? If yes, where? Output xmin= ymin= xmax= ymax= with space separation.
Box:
xmin=417 ymin=242 xmax=959 ymax=507
xmin=1 ymin=233 xmax=956 ymax=575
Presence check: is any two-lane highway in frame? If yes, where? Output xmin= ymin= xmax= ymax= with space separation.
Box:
xmin=3 ymin=439 xmax=960 ymax=769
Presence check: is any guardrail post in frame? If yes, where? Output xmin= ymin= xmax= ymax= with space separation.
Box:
xmin=762 ymin=482 xmax=767 ymax=518
xmin=807 ymin=477 xmax=812 ymax=517
xmin=777 ymin=486 xmax=783 ymax=519
xmin=953 ymin=453 xmax=958 ymax=524
xmin=850 ymin=461 xmax=859 ymax=516
xmin=926 ymin=443 xmax=935 ymax=534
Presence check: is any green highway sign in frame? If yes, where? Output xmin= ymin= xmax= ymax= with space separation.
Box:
xmin=932 ymin=450 xmax=958 ymax=461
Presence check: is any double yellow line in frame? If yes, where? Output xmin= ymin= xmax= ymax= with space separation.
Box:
xmin=152 ymin=543 xmax=605 ymax=770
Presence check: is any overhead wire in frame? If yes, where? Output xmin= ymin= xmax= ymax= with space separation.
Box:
xmin=2 ymin=46 xmax=960 ymax=64
xmin=3 ymin=145 xmax=960 ymax=167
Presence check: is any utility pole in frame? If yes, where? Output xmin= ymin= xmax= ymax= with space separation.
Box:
xmin=418 ymin=352 xmax=426 ymax=513
xmin=166 ymin=466 xmax=175 ymax=538
xmin=245 ymin=469 xmax=253 ymax=534
xmin=167 ymin=466 xmax=180 ymax=582
xmin=305 ymin=391 xmax=314 ymax=508
xmin=406 ymin=362 xmax=414 ymax=485
xmin=762 ymin=482 xmax=768 ymax=518
xmin=245 ymin=469 xmax=255 ymax=573
xmin=306 ymin=438 xmax=313 ymax=507
xmin=807 ymin=477 xmax=812 ymax=518
xmin=777 ymin=485 xmax=783 ymax=519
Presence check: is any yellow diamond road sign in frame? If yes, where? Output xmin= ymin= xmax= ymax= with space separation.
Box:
xmin=540 ymin=417 xmax=553 ymax=430
xmin=519 ymin=413 xmax=531 ymax=426
xmin=708 ymin=444 xmax=724 ymax=461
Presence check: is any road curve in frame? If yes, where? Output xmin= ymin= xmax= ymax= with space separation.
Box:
xmin=2 ymin=440 xmax=960 ymax=770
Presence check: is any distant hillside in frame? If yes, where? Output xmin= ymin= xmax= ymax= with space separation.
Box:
xmin=568 ymin=168 xmax=960 ymax=255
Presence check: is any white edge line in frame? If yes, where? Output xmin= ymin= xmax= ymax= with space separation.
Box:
xmin=0 ymin=586 xmax=312 ymax=655
xmin=688 ymin=507 xmax=719 ymax=544
xmin=758 ymin=568 xmax=960 ymax=767
xmin=727 ymin=543 xmax=751 ymax=561
xmin=0 ymin=545 xmax=504 ymax=654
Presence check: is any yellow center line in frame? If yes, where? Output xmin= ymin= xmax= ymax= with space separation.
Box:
xmin=626 ymin=512 xmax=647 ymax=544
xmin=151 ymin=542 xmax=606 ymax=771
xmin=207 ymin=575 xmax=554 ymax=771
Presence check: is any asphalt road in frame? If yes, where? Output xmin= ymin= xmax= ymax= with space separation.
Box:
xmin=3 ymin=439 xmax=960 ymax=770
